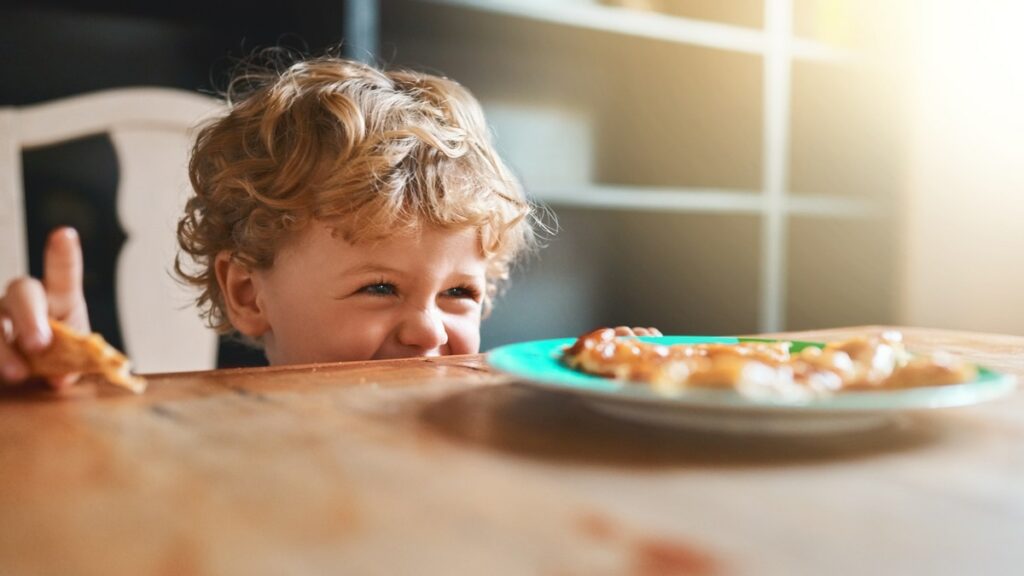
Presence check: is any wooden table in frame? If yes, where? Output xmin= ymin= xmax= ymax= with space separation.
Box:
xmin=1 ymin=326 xmax=1023 ymax=575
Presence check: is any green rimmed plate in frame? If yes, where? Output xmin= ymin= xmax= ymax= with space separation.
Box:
xmin=486 ymin=336 xmax=1017 ymax=435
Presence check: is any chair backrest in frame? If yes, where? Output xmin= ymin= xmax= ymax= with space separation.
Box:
xmin=0 ymin=88 xmax=225 ymax=373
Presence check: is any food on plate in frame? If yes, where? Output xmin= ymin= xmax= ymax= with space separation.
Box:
xmin=17 ymin=319 xmax=146 ymax=393
xmin=562 ymin=327 xmax=977 ymax=400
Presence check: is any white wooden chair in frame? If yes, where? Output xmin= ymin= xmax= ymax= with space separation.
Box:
xmin=0 ymin=88 xmax=225 ymax=373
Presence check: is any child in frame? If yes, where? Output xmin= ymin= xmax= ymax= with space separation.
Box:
xmin=0 ymin=53 xmax=656 ymax=388
xmin=173 ymin=54 xmax=543 ymax=367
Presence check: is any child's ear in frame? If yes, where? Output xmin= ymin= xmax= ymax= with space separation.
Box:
xmin=214 ymin=251 xmax=270 ymax=338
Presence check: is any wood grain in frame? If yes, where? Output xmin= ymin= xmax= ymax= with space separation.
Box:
xmin=1 ymin=327 xmax=1022 ymax=575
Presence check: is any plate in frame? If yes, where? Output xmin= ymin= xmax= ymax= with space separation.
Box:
xmin=486 ymin=336 xmax=1018 ymax=435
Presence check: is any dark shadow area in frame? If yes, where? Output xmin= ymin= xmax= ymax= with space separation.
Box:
xmin=418 ymin=383 xmax=945 ymax=469
xmin=0 ymin=2 xmax=351 ymax=106
xmin=217 ymin=336 xmax=269 ymax=368
xmin=23 ymin=135 xmax=125 ymax=352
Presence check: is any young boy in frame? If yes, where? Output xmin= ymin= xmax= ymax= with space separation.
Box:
xmin=0 ymin=54 xmax=656 ymax=388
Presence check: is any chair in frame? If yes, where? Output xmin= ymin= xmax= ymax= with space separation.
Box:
xmin=0 ymin=88 xmax=225 ymax=373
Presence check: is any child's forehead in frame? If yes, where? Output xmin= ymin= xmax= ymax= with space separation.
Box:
xmin=293 ymin=223 xmax=490 ymax=276
xmin=269 ymin=220 xmax=486 ymax=269
xmin=325 ymin=220 xmax=484 ymax=250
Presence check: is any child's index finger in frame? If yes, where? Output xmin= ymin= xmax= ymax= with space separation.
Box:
xmin=43 ymin=227 xmax=84 ymax=301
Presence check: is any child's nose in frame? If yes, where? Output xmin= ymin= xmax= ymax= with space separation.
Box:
xmin=397 ymin=306 xmax=449 ymax=351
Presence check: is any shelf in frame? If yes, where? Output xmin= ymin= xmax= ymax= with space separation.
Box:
xmin=533 ymin=186 xmax=762 ymax=213
xmin=785 ymin=195 xmax=879 ymax=218
xmin=420 ymin=0 xmax=851 ymax=62
xmin=531 ymin=186 xmax=877 ymax=219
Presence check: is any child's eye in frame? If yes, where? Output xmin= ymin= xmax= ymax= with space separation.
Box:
xmin=442 ymin=285 xmax=481 ymax=301
xmin=360 ymin=282 xmax=397 ymax=297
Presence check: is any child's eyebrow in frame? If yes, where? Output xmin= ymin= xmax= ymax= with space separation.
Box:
xmin=338 ymin=264 xmax=486 ymax=281
xmin=340 ymin=263 xmax=406 ymax=277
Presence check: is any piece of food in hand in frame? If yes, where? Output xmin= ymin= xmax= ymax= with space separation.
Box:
xmin=20 ymin=319 xmax=146 ymax=393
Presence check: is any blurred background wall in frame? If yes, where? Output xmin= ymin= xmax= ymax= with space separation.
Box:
xmin=897 ymin=0 xmax=1024 ymax=336
xmin=2 ymin=0 xmax=1022 ymax=366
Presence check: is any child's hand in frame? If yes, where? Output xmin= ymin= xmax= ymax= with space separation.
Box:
xmin=613 ymin=326 xmax=663 ymax=337
xmin=0 ymin=228 xmax=90 ymax=389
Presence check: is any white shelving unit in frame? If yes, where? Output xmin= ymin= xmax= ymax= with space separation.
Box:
xmin=417 ymin=0 xmax=872 ymax=333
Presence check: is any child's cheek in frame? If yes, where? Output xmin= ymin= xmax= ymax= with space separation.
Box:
xmin=447 ymin=316 xmax=482 ymax=355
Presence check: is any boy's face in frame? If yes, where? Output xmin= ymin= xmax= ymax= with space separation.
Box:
xmin=249 ymin=222 xmax=487 ymax=365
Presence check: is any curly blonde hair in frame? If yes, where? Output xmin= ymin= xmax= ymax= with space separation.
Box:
xmin=176 ymin=54 xmax=539 ymax=333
